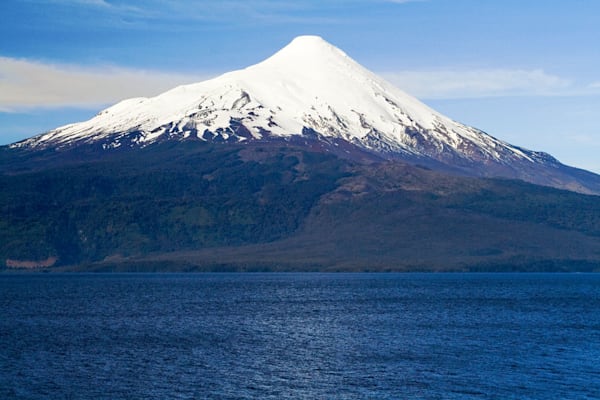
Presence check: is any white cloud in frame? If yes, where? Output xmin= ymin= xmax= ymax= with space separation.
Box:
xmin=43 ymin=0 xmax=109 ymax=5
xmin=73 ymin=0 xmax=111 ymax=6
xmin=43 ymin=0 xmax=129 ymax=9
xmin=380 ymin=68 xmax=575 ymax=99
xmin=383 ymin=0 xmax=426 ymax=3
xmin=34 ymin=0 xmax=420 ymax=27
xmin=0 ymin=57 xmax=208 ymax=112
xmin=2 ymin=56 xmax=600 ymax=112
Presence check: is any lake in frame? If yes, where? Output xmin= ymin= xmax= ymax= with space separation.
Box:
xmin=1 ymin=273 xmax=599 ymax=399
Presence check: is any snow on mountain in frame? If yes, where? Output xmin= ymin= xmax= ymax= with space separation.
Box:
xmin=14 ymin=36 xmax=532 ymax=162
xmin=11 ymin=35 xmax=600 ymax=194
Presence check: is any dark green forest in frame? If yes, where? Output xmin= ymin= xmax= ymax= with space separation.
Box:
xmin=1 ymin=141 xmax=600 ymax=271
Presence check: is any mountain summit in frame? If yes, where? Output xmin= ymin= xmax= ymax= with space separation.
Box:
xmin=11 ymin=35 xmax=600 ymax=194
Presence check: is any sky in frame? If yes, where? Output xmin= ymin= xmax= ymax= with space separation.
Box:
xmin=1 ymin=0 xmax=600 ymax=173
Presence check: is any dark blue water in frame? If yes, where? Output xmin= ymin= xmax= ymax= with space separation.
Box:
xmin=1 ymin=273 xmax=600 ymax=399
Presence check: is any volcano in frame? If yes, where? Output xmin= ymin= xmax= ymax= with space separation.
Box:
xmin=11 ymin=35 xmax=600 ymax=194
xmin=3 ymin=36 xmax=600 ymax=272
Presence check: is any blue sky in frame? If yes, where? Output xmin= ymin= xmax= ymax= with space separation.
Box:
xmin=1 ymin=0 xmax=600 ymax=172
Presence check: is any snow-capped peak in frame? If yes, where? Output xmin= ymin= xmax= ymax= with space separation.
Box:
xmin=16 ymin=36 xmax=533 ymax=166
xmin=261 ymin=35 xmax=347 ymax=65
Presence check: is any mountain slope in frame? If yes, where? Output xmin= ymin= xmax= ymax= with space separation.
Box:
xmin=11 ymin=36 xmax=600 ymax=194
xmin=2 ymin=141 xmax=600 ymax=272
